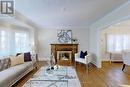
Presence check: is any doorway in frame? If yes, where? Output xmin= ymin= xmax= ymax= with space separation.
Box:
xmin=100 ymin=20 xmax=130 ymax=63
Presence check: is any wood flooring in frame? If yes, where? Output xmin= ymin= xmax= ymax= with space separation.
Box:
xmin=12 ymin=62 xmax=130 ymax=87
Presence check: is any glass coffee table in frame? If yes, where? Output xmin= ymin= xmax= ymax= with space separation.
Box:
xmin=23 ymin=66 xmax=70 ymax=87
xmin=23 ymin=65 xmax=81 ymax=87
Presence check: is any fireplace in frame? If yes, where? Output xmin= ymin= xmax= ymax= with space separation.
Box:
xmin=57 ymin=51 xmax=72 ymax=61
xmin=51 ymin=44 xmax=78 ymax=65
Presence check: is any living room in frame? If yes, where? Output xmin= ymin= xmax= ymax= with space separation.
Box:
xmin=0 ymin=0 xmax=130 ymax=87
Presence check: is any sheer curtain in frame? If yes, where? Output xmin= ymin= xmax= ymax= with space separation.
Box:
xmin=0 ymin=29 xmax=30 ymax=58
xmin=0 ymin=29 xmax=9 ymax=57
xmin=107 ymin=34 xmax=130 ymax=53
xmin=15 ymin=32 xmax=29 ymax=53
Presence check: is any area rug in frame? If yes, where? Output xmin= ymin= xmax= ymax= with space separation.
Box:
xmin=23 ymin=66 xmax=81 ymax=87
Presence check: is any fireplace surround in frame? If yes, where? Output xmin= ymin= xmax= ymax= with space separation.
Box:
xmin=50 ymin=44 xmax=78 ymax=64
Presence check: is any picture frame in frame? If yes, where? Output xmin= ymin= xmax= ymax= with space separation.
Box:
xmin=57 ymin=30 xmax=72 ymax=43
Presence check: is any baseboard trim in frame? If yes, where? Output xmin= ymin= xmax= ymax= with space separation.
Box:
xmin=102 ymin=61 xmax=123 ymax=63
xmin=91 ymin=61 xmax=99 ymax=68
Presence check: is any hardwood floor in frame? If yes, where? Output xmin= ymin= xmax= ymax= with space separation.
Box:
xmin=12 ymin=62 xmax=130 ymax=87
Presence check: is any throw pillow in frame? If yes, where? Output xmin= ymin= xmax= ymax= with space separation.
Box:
xmin=0 ymin=58 xmax=11 ymax=71
xmin=24 ymin=52 xmax=32 ymax=62
xmin=80 ymin=51 xmax=88 ymax=58
xmin=80 ymin=51 xmax=85 ymax=58
xmin=18 ymin=54 xmax=24 ymax=63
xmin=84 ymin=51 xmax=88 ymax=56
xmin=10 ymin=54 xmax=24 ymax=67
xmin=16 ymin=53 xmax=22 ymax=56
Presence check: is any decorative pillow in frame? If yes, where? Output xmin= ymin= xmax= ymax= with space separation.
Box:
xmin=80 ymin=51 xmax=88 ymax=58
xmin=18 ymin=54 xmax=24 ymax=63
xmin=84 ymin=51 xmax=88 ymax=56
xmin=16 ymin=53 xmax=22 ymax=56
xmin=0 ymin=58 xmax=11 ymax=71
xmin=24 ymin=52 xmax=32 ymax=62
xmin=80 ymin=51 xmax=85 ymax=58
xmin=10 ymin=54 xmax=24 ymax=67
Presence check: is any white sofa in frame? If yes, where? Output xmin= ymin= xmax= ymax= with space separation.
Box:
xmin=0 ymin=54 xmax=36 ymax=87
xmin=0 ymin=61 xmax=34 ymax=87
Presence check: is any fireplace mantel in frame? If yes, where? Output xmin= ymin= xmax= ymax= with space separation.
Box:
xmin=50 ymin=44 xmax=78 ymax=64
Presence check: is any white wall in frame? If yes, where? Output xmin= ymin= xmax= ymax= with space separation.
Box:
xmin=89 ymin=28 xmax=101 ymax=68
xmin=89 ymin=1 xmax=130 ymax=68
xmin=37 ymin=28 xmax=89 ymax=61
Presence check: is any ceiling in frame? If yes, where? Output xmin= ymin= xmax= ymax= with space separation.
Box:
xmin=15 ymin=0 xmax=128 ymax=28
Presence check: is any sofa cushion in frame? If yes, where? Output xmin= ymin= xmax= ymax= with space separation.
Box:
xmin=24 ymin=52 xmax=32 ymax=62
xmin=10 ymin=54 xmax=24 ymax=67
xmin=0 ymin=58 xmax=11 ymax=71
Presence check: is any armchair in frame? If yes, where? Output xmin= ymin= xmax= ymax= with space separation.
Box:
xmin=122 ymin=51 xmax=130 ymax=71
xmin=75 ymin=52 xmax=91 ymax=68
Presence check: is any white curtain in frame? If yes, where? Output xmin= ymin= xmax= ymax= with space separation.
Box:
xmin=0 ymin=29 xmax=30 ymax=57
xmin=0 ymin=30 xmax=9 ymax=57
xmin=107 ymin=34 xmax=130 ymax=53
xmin=15 ymin=32 xmax=29 ymax=53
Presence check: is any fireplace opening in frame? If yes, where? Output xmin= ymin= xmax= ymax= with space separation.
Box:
xmin=57 ymin=51 xmax=72 ymax=65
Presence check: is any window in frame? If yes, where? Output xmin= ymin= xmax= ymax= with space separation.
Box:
xmin=15 ymin=32 xmax=29 ymax=53
xmin=107 ymin=34 xmax=130 ymax=53
xmin=0 ymin=29 xmax=31 ymax=58
xmin=0 ymin=30 xmax=9 ymax=57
